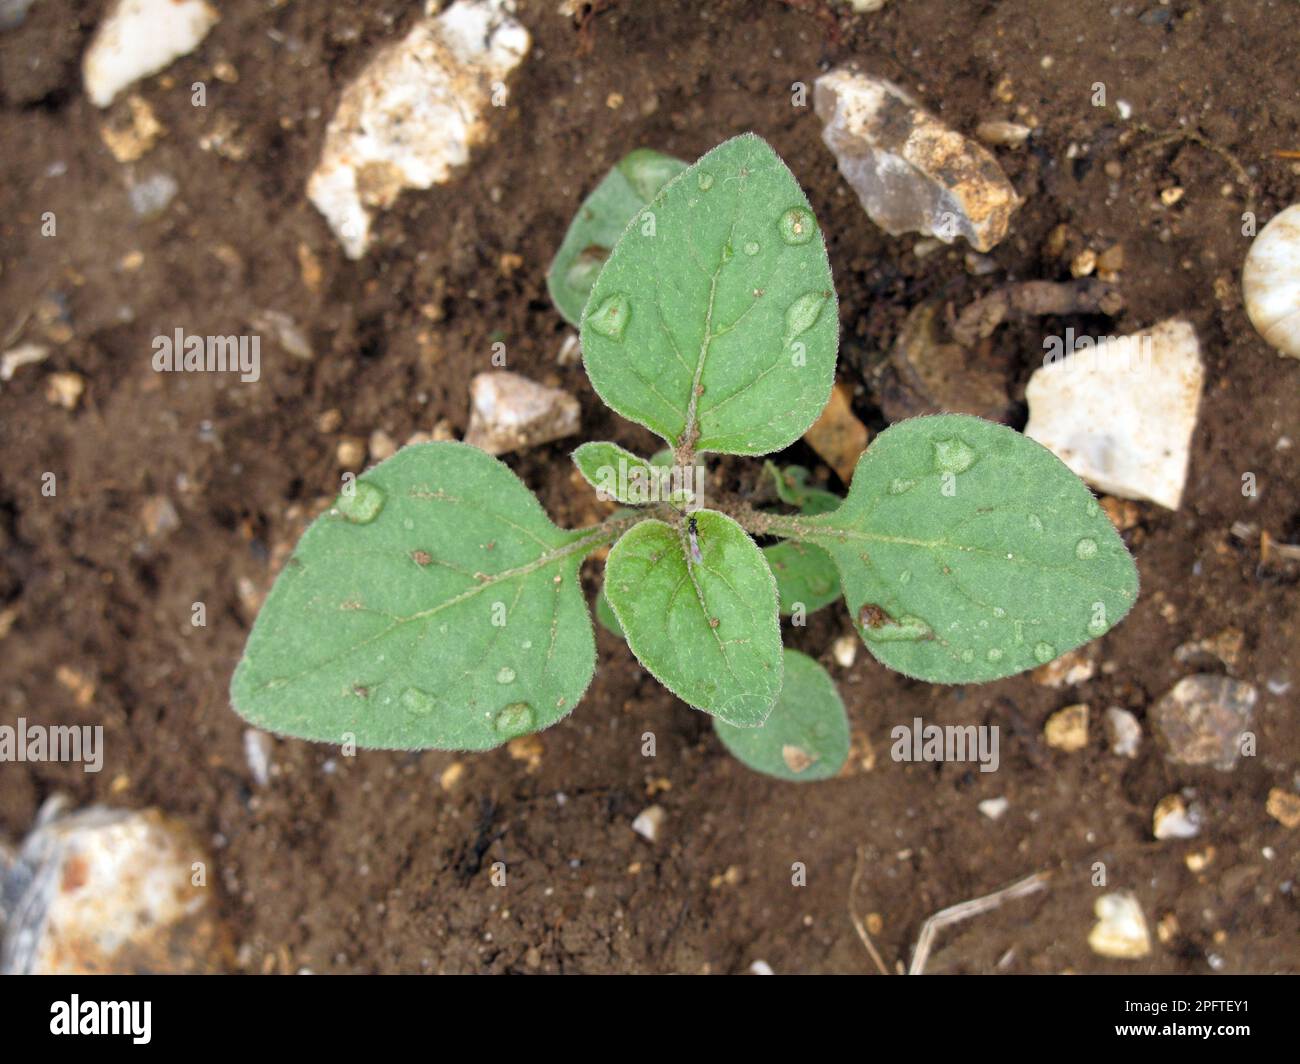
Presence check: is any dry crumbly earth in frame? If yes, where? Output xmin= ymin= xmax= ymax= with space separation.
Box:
xmin=0 ymin=0 xmax=1297 ymax=973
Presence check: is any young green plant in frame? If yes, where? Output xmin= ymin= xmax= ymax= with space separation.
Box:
xmin=231 ymin=135 xmax=1138 ymax=782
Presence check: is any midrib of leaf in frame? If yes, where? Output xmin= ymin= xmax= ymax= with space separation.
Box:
xmin=768 ymin=512 xmax=1135 ymax=593
xmin=248 ymin=518 xmax=633 ymax=694
xmin=678 ymin=524 xmax=748 ymax=684
xmin=677 ymin=220 xmax=734 ymax=451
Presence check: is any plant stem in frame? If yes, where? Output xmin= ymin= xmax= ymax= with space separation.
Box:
xmin=730 ymin=504 xmax=810 ymax=541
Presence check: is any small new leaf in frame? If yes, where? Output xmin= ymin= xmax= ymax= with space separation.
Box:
xmin=764 ymin=461 xmax=841 ymax=515
xmin=713 ymin=650 xmax=849 ymax=782
xmin=572 ymin=441 xmax=689 ymax=506
xmin=604 ymin=510 xmax=783 ymax=726
xmin=789 ymin=415 xmax=1139 ymax=683
xmin=547 ymin=149 xmax=687 ymax=326
xmin=230 ymin=443 xmax=613 ymax=750
xmin=581 ymin=133 xmax=838 ymax=456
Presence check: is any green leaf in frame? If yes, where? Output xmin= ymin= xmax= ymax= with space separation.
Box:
xmin=762 ymin=462 xmax=841 ymax=615
xmin=603 ymin=509 xmax=782 ymax=725
xmin=581 ymin=133 xmax=838 ymax=456
xmin=764 ymin=461 xmax=841 ymax=515
xmin=764 ymin=540 xmax=842 ymax=615
xmin=572 ymin=441 xmax=662 ymax=505
xmin=783 ymin=414 xmax=1139 ymax=683
xmin=547 ymin=149 xmax=688 ymax=326
xmin=713 ymin=649 xmax=849 ymax=781
xmin=595 ymin=584 xmax=623 ymax=637
xmin=230 ymin=443 xmax=618 ymax=751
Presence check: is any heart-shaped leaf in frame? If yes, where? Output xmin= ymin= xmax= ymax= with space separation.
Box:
xmin=581 ymin=133 xmax=838 ymax=456
xmin=713 ymin=649 xmax=849 ymax=781
xmin=603 ymin=509 xmax=782 ymax=725
xmin=547 ymin=149 xmax=688 ymax=326
xmin=230 ymin=443 xmax=620 ymax=750
xmin=776 ymin=414 xmax=1139 ymax=683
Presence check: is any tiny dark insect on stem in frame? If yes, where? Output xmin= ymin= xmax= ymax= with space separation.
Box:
xmin=687 ymin=515 xmax=702 ymax=565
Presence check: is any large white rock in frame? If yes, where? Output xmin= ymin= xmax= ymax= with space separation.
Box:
xmin=1243 ymin=203 xmax=1300 ymax=359
xmin=307 ymin=0 xmax=530 ymax=259
xmin=83 ymin=0 xmax=218 ymax=108
xmin=463 ymin=371 xmax=580 ymax=456
xmin=814 ymin=69 xmax=1020 ymax=252
xmin=1024 ymin=318 xmax=1203 ymax=510
xmin=1 ymin=800 xmax=228 ymax=974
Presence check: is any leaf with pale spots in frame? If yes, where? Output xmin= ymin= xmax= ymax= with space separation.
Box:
xmin=230 ymin=443 xmax=614 ymax=750
xmin=580 ymin=133 xmax=838 ymax=456
xmin=780 ymin=415 xmax=1139 ymax=683
xmin=713 ymin=649 xmax=849 ymax=782
xmin=603 ymin=510 xmax=783 ymax=726
xmin=547 ymin=148 xmax=688 ymax=326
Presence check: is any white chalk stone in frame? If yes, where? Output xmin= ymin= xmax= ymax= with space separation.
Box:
xmin=1243 ymin=203 xmax=1300 ymax=359
xmin=464 ymin=371 xmax=580 ymax=456
xmin=307 ymin=0 xmax=530 ymax=259
xmin=1088 ymin=891 xmax=1151 ymax=960
xmin=632 ymin=805 xmax=665 ymax=843
xmin=1024 ymin=318 xmax=1203 ymax=510
xmin=83 ymin=0 xmax=218 ymax=108
xmin=1104 ymin=706 xmax=1141 ymax=759
xmin=1153 ymin=794 xmax=1202 ymax=840
xmin=814 ymin=69 xmax=1020 ymax=252
xmin=1 ymin=801 xmax=227 ymax=973
xmin=978 ymin=796 xmax=1009 ymax=820
xmin=243 ymin=728 xmax=273 ymax=788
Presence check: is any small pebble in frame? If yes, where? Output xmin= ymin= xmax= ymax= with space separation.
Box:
xmin=1104 ymin=706 xmax=1142 ymax=758
xmin=978 ymin=796 xmax=1009 ymax=820
xmin=1044 ymin=703 xmax=1089 ymax=752
xmin=336 ymin=437 xmax=366 ymax=468
xmin=1152 ymin=794 xmax=1202 ymax=840
xmin=44 ymin=372 xmax=85 ymax=410
xmin=831 ymin=634 xmax=858 ymax=668
xmin=243 ymin=728 xmax=273 ymax=788
xmin=368 ymin=429 xmax=397 ymax=462
xmin=1088 ymin=891 xmax=1151 ymax=959
xmin=632 ymin=804 xmax=666 ymax=843
xmin=0 ymin=342 xmax=50 ymax=382
xmin=140 ymin=495 xmax=180 ymax=537
xmin=1152 ymin=675 xmax=1257 ymax=771
xmin=439 ymin=762 xmax=465 ymax=791
xmin=1266 ymin=788 xmax=1300 ymax=829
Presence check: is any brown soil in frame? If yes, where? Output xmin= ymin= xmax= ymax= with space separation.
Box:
xmin=1 ymin=0 xmax=1297 ymax=974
